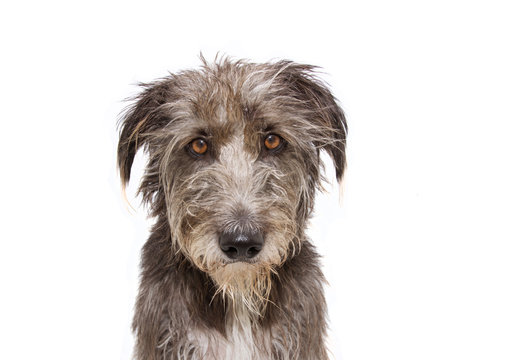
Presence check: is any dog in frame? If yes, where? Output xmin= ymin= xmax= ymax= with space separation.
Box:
xmin=118 ymin=56 xmax=347 ymax=360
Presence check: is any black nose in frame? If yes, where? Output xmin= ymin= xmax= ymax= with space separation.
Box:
xmin=219 ymin=230 xmax=264 ymax=260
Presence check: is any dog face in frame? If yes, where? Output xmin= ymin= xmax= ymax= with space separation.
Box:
xmin=118 ymin=58 xmax=346 ymax=313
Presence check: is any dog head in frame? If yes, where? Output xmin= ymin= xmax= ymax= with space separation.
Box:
xmin=118 ymin=57 xmax=346 ymax=313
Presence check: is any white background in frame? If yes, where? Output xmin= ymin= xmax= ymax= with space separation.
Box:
xmin=1 ymin=1 xmax=505 ymax=359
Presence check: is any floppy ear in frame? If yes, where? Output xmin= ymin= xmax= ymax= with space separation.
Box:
xmin=117 ymin=81 xmax=173 ymax=187
xmin=280 ymin=63 xmax=348 ymax=181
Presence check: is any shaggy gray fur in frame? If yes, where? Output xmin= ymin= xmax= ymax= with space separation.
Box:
xmin=118 ymin=57 xmax=347 ymax=360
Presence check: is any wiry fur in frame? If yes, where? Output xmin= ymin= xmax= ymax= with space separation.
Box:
xmin=118 ymin=56 xmax=347 ymax=360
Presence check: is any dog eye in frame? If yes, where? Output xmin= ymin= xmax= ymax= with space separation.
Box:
xmin=264 ymin=134 xmax=283 ymax=151
xmin=189 ymin=138 xmax=208 ymax=156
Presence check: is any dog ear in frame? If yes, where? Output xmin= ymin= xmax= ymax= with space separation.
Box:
xmin=280 ymin=63 xmax=348 ymax=181
xmin=117 ymin=81 xmax=173 ymax=188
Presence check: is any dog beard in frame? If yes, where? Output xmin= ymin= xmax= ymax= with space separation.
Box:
xmin=208 ymin=262 xmax=274 ymax=318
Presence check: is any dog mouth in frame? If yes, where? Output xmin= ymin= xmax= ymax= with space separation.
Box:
xmin=223 ymin=257 xmax=260 ymax=265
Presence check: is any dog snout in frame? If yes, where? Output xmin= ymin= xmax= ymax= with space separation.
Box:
xmin=219 ymin=230 xmax=264 ymax=260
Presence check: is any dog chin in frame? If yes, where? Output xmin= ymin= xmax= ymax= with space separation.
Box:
xmin=210 ymin=261 xmax=272 ymax=290
xmin=213 ymin=261 xmax=268 ymax=280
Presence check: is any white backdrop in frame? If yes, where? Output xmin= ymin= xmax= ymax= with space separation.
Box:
xmin=1 ymin=1 xmax=505 ymax=359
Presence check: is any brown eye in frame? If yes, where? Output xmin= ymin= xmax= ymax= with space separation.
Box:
xmin=264 ymin=134 xmax=282 ymax=151
xmin=190 ymin=138 xmax=208 ymax=155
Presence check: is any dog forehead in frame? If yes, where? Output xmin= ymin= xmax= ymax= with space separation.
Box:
xmin=166 ymin=66 xmax=304 ymax=149
xmin=185 ymin=95 xmax=252 ymax=139
xmin=176 ymin=65 xmax=281 ymax=122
